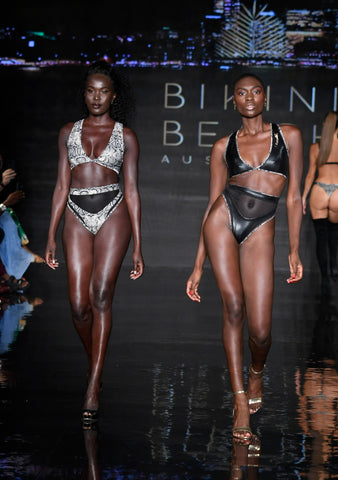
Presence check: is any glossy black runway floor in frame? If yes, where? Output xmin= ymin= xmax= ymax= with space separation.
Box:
xmin=0 ymin=263 xmax=337 ymax=479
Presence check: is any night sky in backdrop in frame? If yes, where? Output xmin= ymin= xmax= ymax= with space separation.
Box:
xmin=1 ymin=0 xmax=332 ymax=34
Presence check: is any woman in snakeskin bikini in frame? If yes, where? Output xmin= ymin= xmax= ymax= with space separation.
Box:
xmin=45 ymin=61 xmax=144 ymax=426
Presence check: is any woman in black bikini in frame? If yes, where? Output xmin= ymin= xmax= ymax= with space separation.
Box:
xmin=302 ymin=111 xmax=338 ymax=296
xmin=186 ymin=73 xmax=304 ymax=443
xmin=45 ymin=61 xmax=144 ymax=426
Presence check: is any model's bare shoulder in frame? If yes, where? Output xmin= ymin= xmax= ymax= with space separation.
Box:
xmin=59 ymin=121 xmax=75 ymax=139
xmin=212 ymin=134 xmax=230 ymax=152
xmin=279 ymin=123 xmax=303 ymax=149
xmin=122 ymin=126 xmax=139 ymax=151
xmin=279 ymin=123 xmax=302 ymax=137
xmin=122 ymin=125 xmax=137 ymax=140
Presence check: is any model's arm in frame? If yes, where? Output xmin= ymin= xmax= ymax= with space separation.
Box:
xmin=45 ymin=123 xmax=72 ymax=269
xmin=186 ymin=138 xmax=228 ymax=301
xmin=301 ymin=143 xmax=318 ymax=215
xmin=282 ymin=125 xmax=304 ymax=283
xmin=122 ymin=127 xmax=144 ymax=280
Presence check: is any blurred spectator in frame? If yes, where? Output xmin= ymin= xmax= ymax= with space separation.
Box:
xmin=0 ymin=154 xmax=44 ymax=290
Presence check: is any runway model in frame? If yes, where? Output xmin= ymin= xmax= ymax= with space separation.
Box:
xmin=186 ymin=73 xmax=303 ymax=442
xmin=45 ymin=60 xmax=144 ymax=425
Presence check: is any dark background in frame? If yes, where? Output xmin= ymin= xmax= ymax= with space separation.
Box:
xmin=1 ymin=0 xmax=320 ymax=33
xmin=0 ymin=5 xmax=337 ymax=478
xmin=0 ymin=64 xmax=336 ymax=271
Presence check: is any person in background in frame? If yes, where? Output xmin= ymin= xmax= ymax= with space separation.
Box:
xmin=302 ymin=111 xmax=338 ymax=296
xmin=0 ymin=258 xmax=11 ymax=294
xmin=0 ymin=293 xmax=43 ymax=357
xmin=45 ymin=60 xmax=144 ymax=426
xmin=0 ymin=155 xmax=44 ymax=291
xmin=186 ymin=73 xmax=303 ymax=443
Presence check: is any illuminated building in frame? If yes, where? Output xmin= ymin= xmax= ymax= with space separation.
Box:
xmin=286 ymin=9 xmax=325 ymax=46
xmin=214 ymin=0 xmax=241 ymax=29
xmin=216 ymin=1 xmax=288 ymax=59
xmin=286 ymin=8 xmax=338 ymax=60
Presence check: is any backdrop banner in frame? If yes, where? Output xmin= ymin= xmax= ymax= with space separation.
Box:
xmin=0 ymin=66 xmax=336 ymax=270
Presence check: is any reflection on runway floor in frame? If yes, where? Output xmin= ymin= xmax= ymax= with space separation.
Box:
xmin=0 ymin=264 xmax=337 ymax=479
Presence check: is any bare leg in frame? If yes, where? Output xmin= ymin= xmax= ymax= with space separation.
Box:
xmin=240 ymin=221 xmax=274 ymax=413
xmin=63 ymin=208 xmax=94 ymax=365
xmin=63 ymin=202 xmax=131 ymax=414
xmin=85 ymin=201 xmax=131 ymax=412
xmin=82 ymin=427 xmax=99 ymax=480
xmin=203 ymin=198 xmax=250 ymax=441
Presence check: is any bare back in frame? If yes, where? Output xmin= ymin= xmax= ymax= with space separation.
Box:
xmin=316 ymin=131 xmax=338 ymax=184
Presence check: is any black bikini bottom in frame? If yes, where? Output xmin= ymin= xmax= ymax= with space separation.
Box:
xmin=67 ymin=183 xmax=123 ymax=235
xmin=222 ymin=184 xmax=279 ymax=244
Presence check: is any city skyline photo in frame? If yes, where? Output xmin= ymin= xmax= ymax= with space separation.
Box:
xmin=2 ymin=0 xmax=334 ymax=34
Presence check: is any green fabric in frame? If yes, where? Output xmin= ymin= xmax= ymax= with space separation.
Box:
xmin=6 ymin=208 xmax=29 ymax=246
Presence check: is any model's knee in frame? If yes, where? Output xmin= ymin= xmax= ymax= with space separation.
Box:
xmin=91 ymin=285 xmax=114 ymax=312
xmin=70 ymin=301 xmax=91 ymax=324
xmin=249 ymin=331 xmax=271 ymax=349
xmin=222 ymin=295 xmax=245 ymax=326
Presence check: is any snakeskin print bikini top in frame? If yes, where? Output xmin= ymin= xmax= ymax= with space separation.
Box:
xmin=225 ymin=123 xmax=289 ymax=179
xmin=67 ymin=119 xmax=124 ymax=174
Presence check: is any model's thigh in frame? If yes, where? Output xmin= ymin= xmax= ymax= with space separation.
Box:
xmin=62 ymin=208 xmax=94 ymax=305
xmin=203 ymin=197 xmax=243 ymax=301
xmin=309 ymin=184 xmax=329 ymax=218
xmin=239 ymin=220 xmax=275 ymax=337
xmin=328 ymin=189 xmax=338 ymax=223
xmin=92 ymin=200 xmax=131 ymax=294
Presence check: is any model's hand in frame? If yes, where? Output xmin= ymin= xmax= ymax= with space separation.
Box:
xmin=45 ymin=241 xmax=59 ymax=270
xmin=287 ymin=252 xmax=303 ymax=283
xmin=186 ymin=268 xmax=203 ymax=302
xmin=2 ymin=169 xmax=16 ymax=186
xmin=4 ymin=190 xmax=25 ymax=206
xmin=130 ymin=252 xmax=144 ymax=280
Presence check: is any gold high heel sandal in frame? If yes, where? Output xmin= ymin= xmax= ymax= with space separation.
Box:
xmin=247 ymin=364 xmax=265 ymax=414
xmin=247 ymin=434 xmax=261 ymax=467
xmin=232 ymin=390 xmax=252 ymax=442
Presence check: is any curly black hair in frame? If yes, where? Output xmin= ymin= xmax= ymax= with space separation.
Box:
xmin=82 ymin=60 xmax=135 ymax=127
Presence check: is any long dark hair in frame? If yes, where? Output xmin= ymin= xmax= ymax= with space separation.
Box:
xmin=82 ymin=60 xmax=135 ymax=127
xmin=317 ymin=111 xmax=338 ymax=167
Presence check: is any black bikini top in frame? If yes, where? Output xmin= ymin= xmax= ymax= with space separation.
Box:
xmin=225 ymin=123 xmax=289 ymax=179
